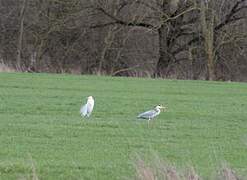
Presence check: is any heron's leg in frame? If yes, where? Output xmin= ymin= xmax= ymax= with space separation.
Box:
xmin=148 ymin=118 xmax=151 ymax=128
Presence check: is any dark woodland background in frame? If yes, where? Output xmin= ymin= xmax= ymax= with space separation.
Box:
xmin=0 ymin=0 xmax=246 ymax=81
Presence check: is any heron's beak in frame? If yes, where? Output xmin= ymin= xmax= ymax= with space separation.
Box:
xmin=161 ymin=106 xmax=167 ymax=111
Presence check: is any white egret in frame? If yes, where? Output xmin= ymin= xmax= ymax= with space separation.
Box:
xmin=137 ymin=105 xmax=166 ymax=126
xmin=80 ymin=96 xmax=94 ymax=117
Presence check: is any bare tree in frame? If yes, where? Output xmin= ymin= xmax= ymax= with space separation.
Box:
xmin=89 ymin=0 xmax=201 ymax=77
xmin=0 ymin=0 xmax=246 ymax=81
xmin=200 ymin=0 xmax=247 ymax=80
xmin=16 ymin=0 xmax=28 ymax=70
xmin=88 ymin=0 xmax=247 ymax=80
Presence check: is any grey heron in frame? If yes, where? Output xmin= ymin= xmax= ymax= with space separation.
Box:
xmin=80 ymin=96 xmax=94 ymax=117
xmin=137 ymin=105 xmax=166 ymax=126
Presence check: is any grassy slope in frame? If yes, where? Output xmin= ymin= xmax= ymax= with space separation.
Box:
xmin=0 ymin=72 xmax=247 ymax=179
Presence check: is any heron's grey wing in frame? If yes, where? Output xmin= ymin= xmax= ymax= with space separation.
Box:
xmin=80 ymin=104 xmax=88 ymax=117
xmin=137 ymin=109 xmax=156 ymax=119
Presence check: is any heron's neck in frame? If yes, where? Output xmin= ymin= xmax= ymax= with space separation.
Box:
xmin=155 ymin=108 xmax=161 ymax=113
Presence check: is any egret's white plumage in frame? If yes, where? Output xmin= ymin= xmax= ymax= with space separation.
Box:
xmin=80 ymin=96 xmax=94 ymax=117
xmin=137 ymin=105 xmax=166 ymax=125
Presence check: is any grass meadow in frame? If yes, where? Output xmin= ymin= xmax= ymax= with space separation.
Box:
xmin=0 ymin=72 xmax=247 ymax=179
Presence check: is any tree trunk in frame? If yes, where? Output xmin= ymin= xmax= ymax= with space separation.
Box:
xmin=200 ymin=1 xmax=216 ymax=81
xmin=207 ymin=50 xmax=216 ymax=81
xmin=154 ymin=25 xmax=171 ymax=78
xmin=16 ymin=0 xmax=27 ymax=71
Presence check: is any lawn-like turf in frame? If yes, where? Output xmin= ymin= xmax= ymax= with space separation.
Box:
xmin=0 ymin=72 xmax=247 ymax=179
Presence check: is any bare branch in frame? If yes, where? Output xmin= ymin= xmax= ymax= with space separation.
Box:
xmin=91 ymin=7 xmax=154 ymax=29
xmin=172 ymin=35 xmax=203 ymax=55
xmin=134 ymin=0 xmax=161 ymax=12
xmin=111 ymin=65 xmax=140 ymax=76
xmin=161 ymin=7 xmax=200 ymax=24
xmin=215 ymin=0 xmax=247 ymax=31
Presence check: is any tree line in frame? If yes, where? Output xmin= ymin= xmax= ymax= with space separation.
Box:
xmin=0 ymin=0 xmax=246 ymax=81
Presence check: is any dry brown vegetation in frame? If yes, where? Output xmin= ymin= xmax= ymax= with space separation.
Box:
xmin=134 ymin=157 xmax=242 ymax=180
xmin=0 ymin=61 xmax=15 ymax=72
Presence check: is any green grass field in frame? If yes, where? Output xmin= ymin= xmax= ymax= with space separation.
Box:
xmin=0 ymin=72 xmax=247 ymax=179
